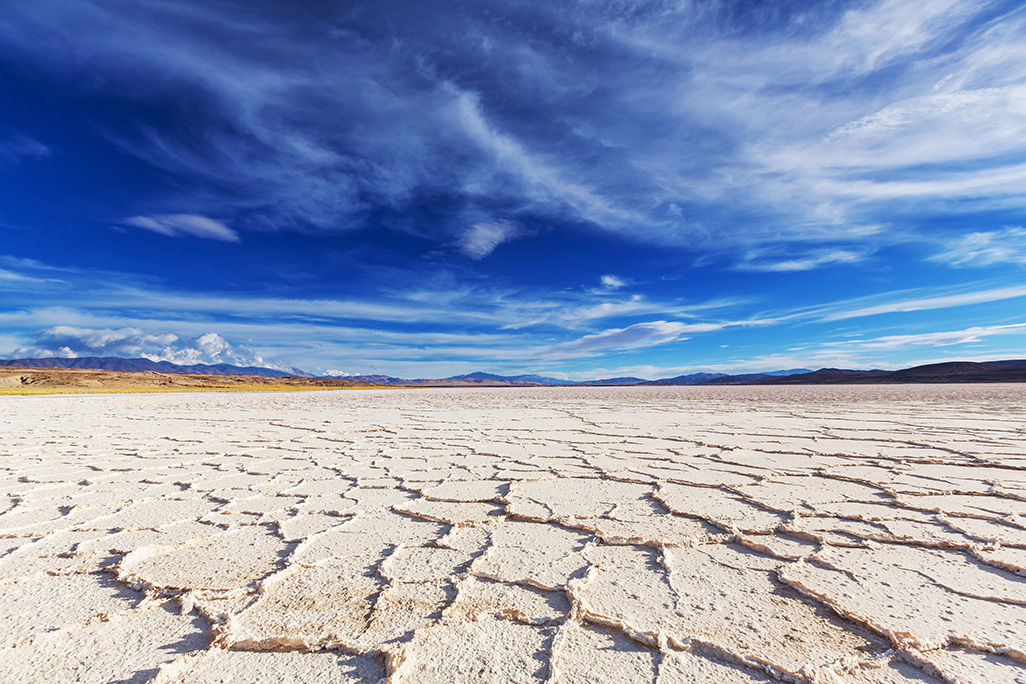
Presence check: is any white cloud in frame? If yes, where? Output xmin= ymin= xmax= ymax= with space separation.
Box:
xmin=823 ymin=284 xmax=1026 ymax=321
xmin=0 ymin=268 xmax=59 ymax=287
xmin=0 ymin=253 xmax=743 ymax=337
xmin=0 ymin=135 xmax=50 ymax=165
xmin=825 ymin=0 xmax=973 ymax=75
xmin=0 ymin=333 xmax=24 ymax=357
xmin=3 ymin=0 xmax=1023 ymax=264
xmin=599 ymin=274 xmax=626 ymax=290
xmin=821 ymin=324 xmax=1026 ymax=350
xmin=451 ymin=88 xmax=635 ymax=229
xmin=738 ymin=249 xmax=867 ymax=272
xmin=124 ymin=214 xmax=240 ymax=242
xmin=12 ymin=326 xmax=284 ymax=369
xmin=457 ymin=220 xmax=522 ymax=259
xmin=610 ymin=0 xmax=1026 ymax=254
xmin=931 ymin=226 xmax=1026 ymax=267
xmin=540 ymin=320 xmax=694 ymax=359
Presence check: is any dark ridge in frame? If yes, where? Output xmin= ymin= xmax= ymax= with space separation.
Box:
xmin=338 ymin=374 xmax=407 ymax=384
xmin=698 ymin=373 xmax=774 ymax=385
xmin=577 ymin=377 xmax=650 ymax=386
xmin=753 ymin=369 xmax=889 ymax=384
xmin=646 ymin=372 xmax=728 ymax=385
xmin=448 ymin=372 xmax=574 ymax=385
xmin=754 ymin=361 xmax=1026 ymax=385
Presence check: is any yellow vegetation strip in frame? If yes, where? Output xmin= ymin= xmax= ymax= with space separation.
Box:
xmin=0 ymin=384 xmax=390 ymax=396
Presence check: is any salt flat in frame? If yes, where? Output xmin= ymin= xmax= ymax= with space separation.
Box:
xmin=1 ymin=385 xmax=1025 ymax=684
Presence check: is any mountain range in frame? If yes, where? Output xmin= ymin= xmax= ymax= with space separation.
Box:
xmin=3 ymin=356 xmax=1026 ymax=385
xmin=754 ymin=360 xmax=1026 ymax=385
xmin=0 ymin=356 xmax=311 ymax=378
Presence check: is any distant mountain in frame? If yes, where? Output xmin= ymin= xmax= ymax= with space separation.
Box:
xmin=448 ymin=372 xmax=507 ymax=381
xmin=647 ymin=372 xmax=728 ymax=386
xmin=337 ymin=374 xmax=407 ymax=384
xmin=312 ymin=360 xmax=1026 ymax=385
xmin=508 ymin=374 xmax=576 ymax=385
xmin=699 ymin=373 xmax=773 ymax=384
xmin=755 ymin=361 xmax=1026 ymax=385
xmin=577 ymin=377 xmax=650 ymax=386
xmin=448 ymin=372 xmax=574 ymax=385
xmin=7 ymin=357 xmax=1023 ymax=387
xmin=0 ymin=356 xmax=308 ymax=378
xmin=754 ymin=368 xmax=888 ymax=384
xmin=987 ymin=359 xmax=1026 ymax=367
xmin=675 ymin=369 xmax=802 ymax=385
xmin=884 ymin=361 xmax=1026 ymax=383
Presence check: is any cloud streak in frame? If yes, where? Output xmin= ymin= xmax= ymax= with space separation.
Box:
xmin=822 ymin=283 xmax=1026 ymax=321
xmin=457 ymin=221 xmax=523 ymax=260
xmin=820 ymin=324 xmax=1026 ymax=350
xmin=931 ymin=226 xmax=1026 ymax=267
xmin=738 ymin=249 xmax=869 ymax=272
xmin=548 ymin=320 xmax=690 ymax=355
xmin=0 ymin=135 xmax=50 ymax=166
xmin=124 ymin=215 xmax=240 ymax=242
xmin=1 ymin=0 xmax=1022 ymax=264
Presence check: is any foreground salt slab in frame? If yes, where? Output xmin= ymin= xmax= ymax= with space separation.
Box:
xmin=1 ymin=385 xmax=1026 ymax=683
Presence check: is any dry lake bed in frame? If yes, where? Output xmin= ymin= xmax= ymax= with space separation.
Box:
xmin=1 ymin=385 xmax=1025 ymax=684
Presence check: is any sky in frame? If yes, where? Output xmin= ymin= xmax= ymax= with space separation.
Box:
xmin=1 ymin=0 xmax=1025 ymax=380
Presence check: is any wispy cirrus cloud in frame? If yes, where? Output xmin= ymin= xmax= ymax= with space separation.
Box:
xmin=0 ymin=135 xmax=49 ymax=166
xmin=821 ymin=283 xmax=1026 ymax=321
xmin=538 ymin=320 xmax=710 ymax=360
xmin=123 ymin=214 xmax=239 ymax=242
xmin=1 ymin=0 xmax=1022 ymax=266
xmin=930 ymin=226 xmax=1026 ymax=267
xmin=457 ymin=220 xmax=523 ymax=260
xmin=737 ymin=248 xmax=870 ymax=272
xmin=820 ymin=323 xmax=1026 ymax=350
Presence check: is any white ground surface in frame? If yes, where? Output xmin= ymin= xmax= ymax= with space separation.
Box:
xmin=1 ymin=385 xmax=1025 ymax=684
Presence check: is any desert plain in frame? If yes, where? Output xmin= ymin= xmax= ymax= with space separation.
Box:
xmin=1 ymin=385 xmax=1025 ymax=684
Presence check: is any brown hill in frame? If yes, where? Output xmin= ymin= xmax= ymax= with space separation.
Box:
xmin=0 ymin=365 xmax=378 ymax=395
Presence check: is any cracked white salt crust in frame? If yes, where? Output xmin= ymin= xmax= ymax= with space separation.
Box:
xmin=152 ymin=649 xmax=385 ymax=683
xmin=554 ymin=623 xmax=659 ymax=682
xmin=391 ymin=617 xmax=552 ymax=683
xmin=0 ymin=571 xmax=141 ymax=647
xmin=119 ymin=524 xmax=294 ymax=592
xmin=4 ymin=600 xmax=209 ymax=684
xmin=1 ymin=385 xmax=1026 ymax=683
xmin=912 ymin=646 xmax=1026 ymax=683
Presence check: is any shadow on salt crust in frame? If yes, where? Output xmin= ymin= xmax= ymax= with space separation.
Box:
xmin=2 ymin=601 xmax=209 ymax=684
xmin=0 ymin=572 xmax=141 ymax=648
xmin=914 ymin=647 xmax=1026 ymax=684
xmin=155 ymin=649 xmax=385 ymax=683
xmin=118 ymin=524 xmax=294 ymax=592
xmin=553 ymin=623 xmax=658 ymax=683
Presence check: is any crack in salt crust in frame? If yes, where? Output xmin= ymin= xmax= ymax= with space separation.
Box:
xmin=1 ymin=385 xmax=1025 ymax=683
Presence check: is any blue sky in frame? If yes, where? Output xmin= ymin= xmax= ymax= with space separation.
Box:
xmin=1 ymin=0 xmax=1025 ymax=379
